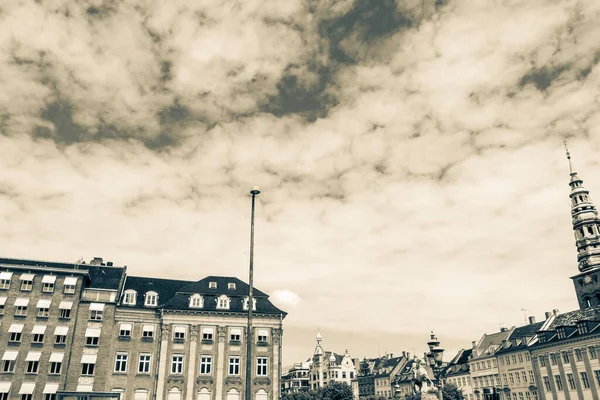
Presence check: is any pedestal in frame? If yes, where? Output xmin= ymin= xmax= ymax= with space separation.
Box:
xmin=421 ymin=393 xmax=439 ymax=400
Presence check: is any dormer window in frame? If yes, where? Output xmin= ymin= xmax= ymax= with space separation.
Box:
xmin=144 ymin=291 xmax=158 ymax=307
xmin=189 ymin=294 xmax=203 ymax=308
xmin=209 ymin=282 xmax=217 ymax=289
xmin=216 ymin=295 xmax=230 ymax=309
xmin=123 ymin=290 xmax=137 ymax=305
xmin=557 ymin=328 xmax=566 ymax=339
xmin=578 ymin=322 xmax=589 ymax=334
xmin=228 ymin=283 xmax=236 ymax=290
xmin=243 ymin=297 xmax=257 ymax=311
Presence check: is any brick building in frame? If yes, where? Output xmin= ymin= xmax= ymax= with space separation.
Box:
xmin=0 ymin=256 xmax=286 ymax=400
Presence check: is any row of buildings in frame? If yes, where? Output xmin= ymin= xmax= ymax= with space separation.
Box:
xmin=282 ymin=150 xmax=600 ymax=400
xmin=0 ymin=256 xmax=287 ymax=400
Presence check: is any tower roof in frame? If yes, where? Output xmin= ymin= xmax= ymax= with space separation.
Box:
xmin=564 ymin=142 xmax=600 ymax=273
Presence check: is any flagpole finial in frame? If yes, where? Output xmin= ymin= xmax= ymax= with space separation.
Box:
xmin=564 ymin=140 xmax=573 ymax=174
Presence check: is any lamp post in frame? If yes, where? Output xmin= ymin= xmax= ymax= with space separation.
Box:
xmin=394 ymin=383 xmax=401 ymax=399
xmin=246 ymin=187 xmax=260 ymax=400
xmin=425 ymin=332 xmax=445 ymax=400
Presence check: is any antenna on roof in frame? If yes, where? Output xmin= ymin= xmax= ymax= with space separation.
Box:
xmin=521 ymin=308 xmax=530 ymax=324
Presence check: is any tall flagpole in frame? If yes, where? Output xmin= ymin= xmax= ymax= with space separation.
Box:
xmin=246 ymin=187 xmax=260 ymax=400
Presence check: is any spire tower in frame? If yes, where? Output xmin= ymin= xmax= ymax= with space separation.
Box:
xmin=565 ymin=142 xmax=600 ymax=309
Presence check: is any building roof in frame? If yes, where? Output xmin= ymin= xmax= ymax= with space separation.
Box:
xmin=549 ymin=307 xmax=600 ymax=328
xmin=510 ymin=321 xmax=545 ymax=339
xmin=123 ymin=276 xmax=192 ymax=307
xmin=0 ymin=256 xmax=126 ymax=290
xmin=470 ymin=329 xmax=512 ymax=359
xmin=531 ymin=307 xmax=600 ymax=347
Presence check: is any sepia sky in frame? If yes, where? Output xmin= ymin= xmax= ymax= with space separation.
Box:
xmin=2 ymin=0 xmax=600 ymax=366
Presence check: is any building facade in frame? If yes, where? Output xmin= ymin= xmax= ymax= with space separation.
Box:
xmin=469 ymin=329 xmax=513 ymax=400
xmin=308 ymin=333 xmax=357 ymax=390
xmin=443 ymin=349 xmax=474 ymax=400
xmin=0 ymin=256 xmax=287 ymax=400
xmin=281 ymin=362 xmax=310 ymax=395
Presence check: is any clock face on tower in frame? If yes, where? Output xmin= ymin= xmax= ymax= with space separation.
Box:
xmin=584 ymin=275 xmax=592 ymax=284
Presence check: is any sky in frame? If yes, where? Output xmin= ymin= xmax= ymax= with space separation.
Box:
xmin=1 ymin=0 xmax=600 ymax=367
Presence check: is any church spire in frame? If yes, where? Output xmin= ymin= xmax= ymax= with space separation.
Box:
xmin=565 ymin=143 xmax=600 ymax=272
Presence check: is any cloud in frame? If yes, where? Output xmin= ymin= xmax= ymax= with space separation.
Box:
xmin=1 ymin=0 xmax=600 ymax=366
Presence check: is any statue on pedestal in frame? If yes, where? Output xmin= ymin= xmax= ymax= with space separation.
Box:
xmin=410 ymin=358 xmax=434 ymax=395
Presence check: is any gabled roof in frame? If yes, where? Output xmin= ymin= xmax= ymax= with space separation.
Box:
xmin=531 ymin=307 xmax=600 ymax=347
xmin=470 ymin=329 xmax=512 ymax=359
xmin=510 ymin=321 xmax=545 ymax=339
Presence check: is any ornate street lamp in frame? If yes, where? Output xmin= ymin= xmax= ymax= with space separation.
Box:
xmin=425 ymin=332 xmax=445 ymax=400
xmin=394 ymin=383 xmax=401 ymax=399
xmin=246 ymin=187 xmax=260 ymax=400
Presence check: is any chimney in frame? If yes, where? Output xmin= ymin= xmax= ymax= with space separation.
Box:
xmin=406 ymin=352 xmax=410 ymax=360
xmin=472 ymin=341 xmax=477 ymax=348
xmin=390 ymin=353 xmax=394 ymax=358
xmin=553 ymin=309 xmax=559 ymax=316
xmin=90 ymin=257 xmax=103 ymax=266
xmin=107 ymin=261 xmax=113 ymax=267
xmin=500 ymin=327 xmax=507 ymax=332
xmin=528 ymin=316 xmax=536 ymax=325
xmin=544 ymin=311 xmax=552 ymax=319
xmin=402 ymin=351 xmax=406 ymax=358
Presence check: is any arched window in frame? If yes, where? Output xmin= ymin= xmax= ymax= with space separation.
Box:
xmin=256 ymin=388 xmax=268 ymax=400
xmin=227 ymin=388 xmax=240 ymax=400
xmin=216 ymin=295 xmax=230 ymax=310
xmin=168 ymin=387 xmax=182 ymax=400
xmin=197 ymin=387 xmax=211 ymax=400
xmin=190 ymin=294 xmax=203 ymax=308
xmin=123 ymin=290 xmax=137 ymax=305
xmin=145 ymin=291 xmax=158 ymax=307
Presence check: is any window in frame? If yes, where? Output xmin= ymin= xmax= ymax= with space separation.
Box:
xmin=209 ymin=281 xmax=217 ymax=289
xmin=115 ymin=353 xmax=128 ymax=373
xmin=59 ymin=301 xmax=72 ymax=318
xmin=229 ymin=357 xmax=240 ymax=375
xmin=509 ymin=373 xmax=514 ymax=384
xmin=506 ymin=356 xmax=511 ymax=365
xmin=0 ymin=297 xmax=5 ymax=314
xmin=518 ymin=354 xmax=523 ymax=362
xmin=581 ymin=372 xmax=590 ymax=389
xmin=511 ymin=355 xmax=516 ymax=364
xmin=567 ymin=373 xmax=576 ymax=390
xmin=8 ymin=324 xmax=24 ymax=342
xmin=350 ymin=371 xmax=354 ymax=379
xmin=171 ymin=355 xmax=183 ymax=374
xmin=81 ymin=363 xmax=95 ymax=375
xmin=257 ymin=357 xmax=268 ymax=376
xmin=200 ymin=356 xmax=212 ymax=375
xmin=14 ymin=298 xmax=29 ymax=316
xmin=37 ymin=299 xmax=51 ymax=317
xmin=202 ymin=327 xmax=214 ymax=341
xmin=521 ymin=371 xmax=527 ymax=383
xmin=49 ymin=352 xmax=63 ymax=374
xmin=342 ymin=371 xmax=346 ymax=378
xmin=217 ymin=295 xmax=230 ymax=309
xmin=20 ymin=274 xmax=34 ymax=291
xmin=123 ymin=290 xmax=137 ymax=305
xmin=590 ymin=346 xmax=598 ymax=359
xmin=32 ymin=325 xmax=46 ymax=343
xmin=142 ymin=325 xmax=154 ymax=339
xmin=0 ymin=272 xmax=12 ymax=289
xmin=54 ymin=326 xmax=68 ymax=344
xmin=85 ymin=328 xmax=100 ymax=346
xmin=594 ymin=370 xmax=600 ymax=386
xmin=1 ymin=351 xmax=17 ymax=372
xmin=562 ymin=352 xmax=570 ymax=363
xmin=257 ymin=329 xmax=268 ymax=344
xmin=540 ymin=356 xmax=546 ymax=367
xmin=525 ymin=353 xmax=530 ymax=361
xmin=230 ymin=328 xmax=242 ymax=342
xmin=529 ymin=371 xmax=535 ymax=383
xmin=550 ymin=354 xmax=557 ymax=365
xmin=119 ymin=323 xmax=132 ymax=337
xmin=554 ymin=375 xmax=563 ymax=391
xmin=228 ymin=282 xmax=236 ymax=290
xmin=42 ymin=275 xmax=56 ymax=292
xmin=25 ymin=352 xmax=41 ymax=373
xmin=19 ymin=383 xmax=35 ymax=400
xmin=63 ymin=277 xmax=77 ymax=294
xmin=144 ymin=291 xmax=158 ymax=306
xmin=574 ymin=348 xmax=583 ymax=361
xmin=543 ymin=377 xmax=551 ymax=392
xmin=43 ymin=383 xmax=59 ymax=400
xmin=138 ymin=354 xmax=151 ymax=373
xmin=243 ymin=297 xmax=257 ymax=311
xmin=174 ymin=326 xmax=186 ymax=340
xmin=89 ymin=303 xmax=104 ymax=320
xmin=189 ymin=294 xmax=203 ymax=308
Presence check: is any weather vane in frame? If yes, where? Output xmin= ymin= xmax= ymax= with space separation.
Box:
xmin=564 ymin=139 xmax=573 ymax=174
